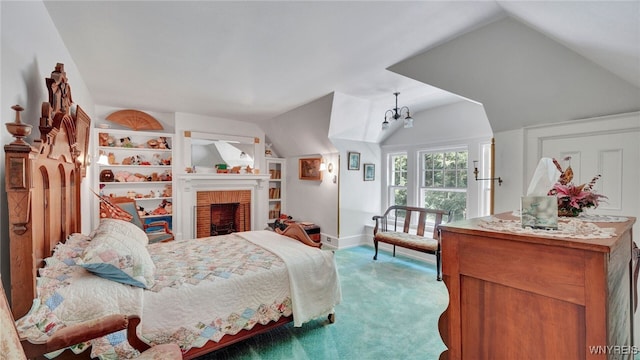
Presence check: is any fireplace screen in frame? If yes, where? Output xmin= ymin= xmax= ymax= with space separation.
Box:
xmin=194 ymin=202 xmax=250 ymax=237
xmin=210 ymin=202 xmax=240 ymax=236
xmin=194 ymin=190 xmax=252 ymax=238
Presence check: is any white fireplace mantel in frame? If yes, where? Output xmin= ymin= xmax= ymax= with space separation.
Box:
xmin=175 ymin=173 xmax=271 ymax=239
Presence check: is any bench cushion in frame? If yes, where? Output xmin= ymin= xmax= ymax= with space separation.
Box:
xmin=375 ymin=231 xmax=438 ymax=252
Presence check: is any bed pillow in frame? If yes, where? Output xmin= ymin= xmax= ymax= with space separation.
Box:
xmin=90 ymin=218 xmax=149 ymax=246
xmin=78 ymin=231 xmax=155 ymax=288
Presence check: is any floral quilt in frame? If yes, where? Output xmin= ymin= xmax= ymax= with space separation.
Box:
xmin=15 ymin=234 xmax=144 ymax=359
xmin=16 ymin=233 xmax=294 ymax=359
xmin=139 ymin=234 xmax=292 ymax=351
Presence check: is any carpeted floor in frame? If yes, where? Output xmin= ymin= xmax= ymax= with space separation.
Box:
xmin=196 ymin=245 xmax=449 ymax=359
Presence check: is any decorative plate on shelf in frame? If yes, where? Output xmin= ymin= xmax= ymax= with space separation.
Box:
xmin=106 ymin=109 xmax=163 ymax=130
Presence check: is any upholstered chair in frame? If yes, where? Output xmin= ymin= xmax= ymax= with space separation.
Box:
xmin=103 ymin=196 xmax=174 ymax=244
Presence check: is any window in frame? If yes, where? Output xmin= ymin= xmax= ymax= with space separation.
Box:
xmin=388 ymin=153 xmax=407 ymax=213
xmin=420 ymin=149 xmax=467 ymax=221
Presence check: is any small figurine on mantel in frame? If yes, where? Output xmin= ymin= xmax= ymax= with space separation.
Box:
xmin=215 ymin=164 xmax=228 ymax=173
xmin=245 ymin=165 xmax=253 ymax=174
xmin=265 ymin=143 xmax=275 ymax=157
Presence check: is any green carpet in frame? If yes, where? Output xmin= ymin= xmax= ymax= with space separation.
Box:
xmin=196 ymin=245 xmax=449 ymax=359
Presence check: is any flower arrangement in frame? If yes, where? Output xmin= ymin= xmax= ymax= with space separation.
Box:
xmin=547 ymin=157 xmax=607 ymax=216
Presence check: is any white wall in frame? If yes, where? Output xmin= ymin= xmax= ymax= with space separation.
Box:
xmin=261 ymin=94 xmax=336 ymax=158
xmin=260 ymin=94 xmax=339 ymax=239
xmin=493 ymin=129 xmax=525 ymax=213
xmin=382 ymin=101 xmax=492 ymax=147
xmin=328 ymin=140 xmax=381 ymax=247
xmin=285 ymin=152 xmax=339 ymax=241
xmin=1 ymin=1 xmax=96 ymax=289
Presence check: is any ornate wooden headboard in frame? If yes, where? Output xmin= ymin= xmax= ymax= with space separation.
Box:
xmin=4 ymin=63 xmax=91 ymax=318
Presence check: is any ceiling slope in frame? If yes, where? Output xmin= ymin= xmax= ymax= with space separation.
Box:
xmin=389 ymin=16 xmax=640 ymax=133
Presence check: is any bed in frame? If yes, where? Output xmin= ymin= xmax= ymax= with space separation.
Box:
xmin=4 ymin=63 xmax=341 ymax=359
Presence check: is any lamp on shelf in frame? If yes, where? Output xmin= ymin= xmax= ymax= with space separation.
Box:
xmin=96 ymin=151 xmax=110 ymax=165
xmin=382 ymin=92 xmax=413 ymax=130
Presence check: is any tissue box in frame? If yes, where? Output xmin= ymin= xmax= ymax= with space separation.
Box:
xmin=521 ymin=196 xmax=558 ymax=229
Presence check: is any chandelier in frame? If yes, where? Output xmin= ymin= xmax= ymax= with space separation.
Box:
xmin=382 ymin=92 xmax=413 ymax=130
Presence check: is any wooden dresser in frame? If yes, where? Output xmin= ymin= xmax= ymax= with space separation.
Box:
xmin=438 ymin=212 xmax=636 ymax=359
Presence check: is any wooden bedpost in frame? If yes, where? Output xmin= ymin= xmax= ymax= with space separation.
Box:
xmin=4 ymin=105 xmax=37 ymax=317
xmin=4 ymin=64 xmax=90 ymax=318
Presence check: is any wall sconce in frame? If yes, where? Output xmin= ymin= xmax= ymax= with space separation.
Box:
xmin=318 ymin=157 xmax=334 ymax=173
xmin=319 ymin=158 xmax=327 ymax=171
xmin=473 ymin=160 xmax=503 ymax=186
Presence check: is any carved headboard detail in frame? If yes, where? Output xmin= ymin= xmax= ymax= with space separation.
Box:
xmin=4 ymin=63 xmax=91 ymax=318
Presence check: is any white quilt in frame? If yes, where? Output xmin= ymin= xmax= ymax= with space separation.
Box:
xmin=239 ymin=230 xmax=342 ymax=326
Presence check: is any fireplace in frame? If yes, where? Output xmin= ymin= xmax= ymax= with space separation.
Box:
xmin=177 ymin=173 xmax=271 ymax=239
xmin=195 ymin=190 xmax=251 ymax=238
xmin=208 ymin=202 xmax=251 ymax=236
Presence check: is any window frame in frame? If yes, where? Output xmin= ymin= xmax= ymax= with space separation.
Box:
xmin=418 ymin=147 xmax=468 ymax=221
xmin=386 ymin=151 xmax=408 ymax=212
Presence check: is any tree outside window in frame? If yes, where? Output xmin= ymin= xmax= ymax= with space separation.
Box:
xmin=420 ymin=149 xmax=467 ymax=221
xmin=388 ymin=153 xmax=407 ymax=217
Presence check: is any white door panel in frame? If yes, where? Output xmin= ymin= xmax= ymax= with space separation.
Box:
xmin=541 ymin=132 xmax=639 ymax=216
xmin=523 ymin=112 xmax=640 ymax=346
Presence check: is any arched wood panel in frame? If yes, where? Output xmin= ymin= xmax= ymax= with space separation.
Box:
xmin=37 ymin=166 xmax=49 ymax=269
xmin=58 ymin=164 xmax=67 ymax=241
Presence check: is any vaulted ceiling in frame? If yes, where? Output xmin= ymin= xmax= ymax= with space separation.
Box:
xmin=44 ymin=1 xmax=639 ymax=136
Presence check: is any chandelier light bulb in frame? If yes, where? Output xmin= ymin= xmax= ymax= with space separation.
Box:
xmin=382 ymin=92 xmax=413 ymax=130
xmin=404 ymin=116 xmax=413 ymax=128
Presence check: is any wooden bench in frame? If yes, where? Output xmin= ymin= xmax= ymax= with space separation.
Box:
xmin=372 ymin=206 xmax=452 ymax=280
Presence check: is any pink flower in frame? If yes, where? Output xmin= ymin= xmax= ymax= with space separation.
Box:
xmin=548 ymin=158 xmax=607 ymax=214
xmin=549 ymin=181 xmax=606 ymax=213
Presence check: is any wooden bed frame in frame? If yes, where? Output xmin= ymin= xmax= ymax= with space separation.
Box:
xmin=5 ymin=63 xmax=90 ymax=319
xmin=5 ymin=63 xmax=331 ymax=359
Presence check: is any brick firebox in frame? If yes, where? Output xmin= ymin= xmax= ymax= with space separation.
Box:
xmin=195 ymin=190 xmax=251 ymax=238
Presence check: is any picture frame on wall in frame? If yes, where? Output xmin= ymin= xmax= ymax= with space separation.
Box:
xmin=363 ymin=163 xmax=375 ymax=181
xmin=348 ymin=152 xmax=360 ymax=170
xmin=299 ymin=157 xmax=323 ymax=181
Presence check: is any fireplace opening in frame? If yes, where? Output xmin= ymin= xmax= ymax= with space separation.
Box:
xmin=210 ymin=202 xmax=240 ymax=236
xmin=207 ymin=202 xmax=250 ymax=236
xmin=195 ymin=190 xmax=252 ymax=238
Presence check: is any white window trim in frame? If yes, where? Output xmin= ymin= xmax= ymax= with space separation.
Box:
xmin=417 ymin=147 xmax=468 ymax=220
xmin=386 ymin=151 xmax=408 ymax=209
xmin=381 ymin=136 xmax=491 ymax=220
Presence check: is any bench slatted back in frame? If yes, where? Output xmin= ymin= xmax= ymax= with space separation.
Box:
xmin=379 ymin=205 xmax=451 ymax=238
